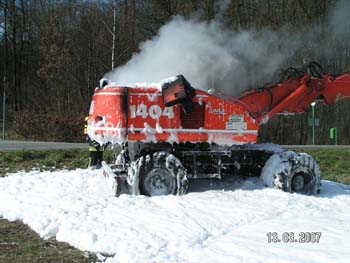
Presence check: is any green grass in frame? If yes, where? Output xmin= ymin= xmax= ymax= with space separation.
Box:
xmin=0 ymin=149 xmax=116 ymax=177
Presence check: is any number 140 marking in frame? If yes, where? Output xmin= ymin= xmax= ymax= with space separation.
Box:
xmin=130 ymin=104 xmax=174 ymax=119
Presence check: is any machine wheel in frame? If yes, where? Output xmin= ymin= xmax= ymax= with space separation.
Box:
xmin=260 ymin=151 xmax=321 ymax=195
xmin=138 ymin=152 xmax=188 ymax=196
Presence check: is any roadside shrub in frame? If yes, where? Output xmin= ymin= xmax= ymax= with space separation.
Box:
xmin=12 ymin=110 xmax=86 ymax=142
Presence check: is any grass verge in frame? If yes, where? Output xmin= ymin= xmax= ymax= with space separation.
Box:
xmin=0 ymin=149 xmax=116 ymax=177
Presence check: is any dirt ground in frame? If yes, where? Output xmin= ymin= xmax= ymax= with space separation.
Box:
xmin=0 ymin=219 xmax=96 ymax=263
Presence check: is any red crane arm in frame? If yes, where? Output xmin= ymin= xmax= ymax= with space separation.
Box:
xmin=238 ymin=66 xmax=350 ymax=124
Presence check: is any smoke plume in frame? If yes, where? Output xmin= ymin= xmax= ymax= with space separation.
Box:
xmin=105 ymin=2 xmax=350 ymax=95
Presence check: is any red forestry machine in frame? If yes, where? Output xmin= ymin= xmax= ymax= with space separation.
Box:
xmin=87 ymin=62 xmax=350 ymax=196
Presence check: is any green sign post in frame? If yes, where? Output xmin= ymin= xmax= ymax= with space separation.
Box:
xmin=329 ymin=127 xmax=338 ymax=145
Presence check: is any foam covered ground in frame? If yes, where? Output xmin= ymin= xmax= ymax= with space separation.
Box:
xmin=0 ymin=169 xmax=349 ymax=263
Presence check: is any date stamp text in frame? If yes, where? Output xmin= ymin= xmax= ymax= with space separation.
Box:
xmin=266 ymin=232 xmax=321 ymax=243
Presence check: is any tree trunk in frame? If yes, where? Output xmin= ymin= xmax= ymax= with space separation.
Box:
xmin=111 ymin=0 xmax=117 ymax=70
xmin=11 ymin=0 xmax=18 ymax=110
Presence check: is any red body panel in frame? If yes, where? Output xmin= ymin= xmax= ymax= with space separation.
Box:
xmin=88 ymin=70 xmax=350 ymax=146
xmin=88 ymin=87 xmax=259 ymax=145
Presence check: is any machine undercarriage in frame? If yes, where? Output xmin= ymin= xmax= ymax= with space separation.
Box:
xmin=102 ymin=142 xmax=321 ymax=197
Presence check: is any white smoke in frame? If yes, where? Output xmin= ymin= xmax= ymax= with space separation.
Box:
xmin=329 ymin=0 xmax=350 ymax=36
xmin=105 ymin=2 xmax=350 ymax=95
xmin=105 ymin=16 xmax=297 ymax=95
xmin=290 ymin=1 xmax=350 ymax=72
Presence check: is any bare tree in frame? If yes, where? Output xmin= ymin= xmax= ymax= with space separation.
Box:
xmin=111 ymin=0 xmax=117 ymax=70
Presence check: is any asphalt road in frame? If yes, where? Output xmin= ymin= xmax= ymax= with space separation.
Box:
xmin=0 ymin=140 xmax=349 ymax=152
xmin=0 ymin=140 xmax=87 ymax=152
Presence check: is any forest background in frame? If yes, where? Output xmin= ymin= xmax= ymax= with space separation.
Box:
xmin=1 ymin=0 xmax=350 ymax=144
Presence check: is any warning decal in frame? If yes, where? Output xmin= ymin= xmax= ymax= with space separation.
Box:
xmin=226 ymin=122 xmax=247 ymax=130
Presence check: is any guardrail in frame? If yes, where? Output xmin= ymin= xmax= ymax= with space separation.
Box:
xmin=0 ymin=140 xmax=87 ymax=152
